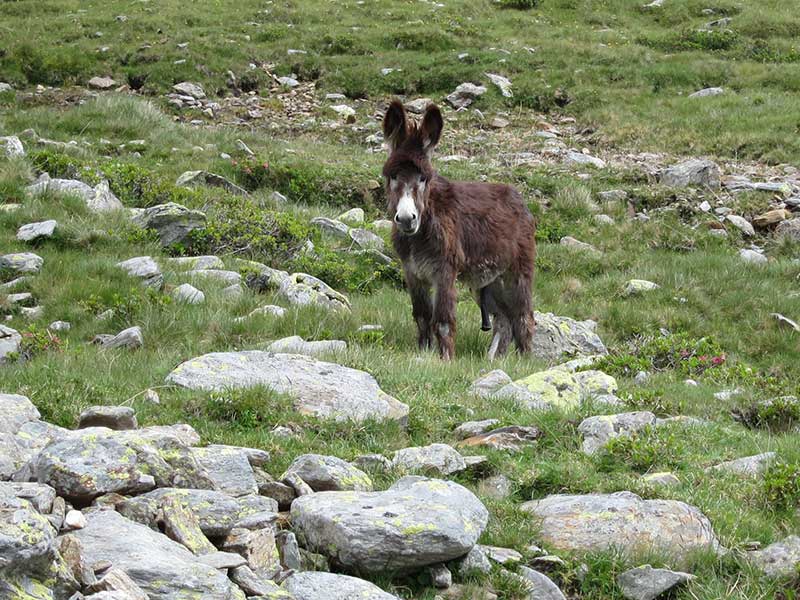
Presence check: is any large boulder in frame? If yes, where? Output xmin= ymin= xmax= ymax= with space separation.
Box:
xmin=278 ymin=273 xmax=350 ymax=312
xmin=283 ymin=571 xmax=400 ymax=600
xmin=660 ymin=159 xmax=721 ymax=189
xmin=71 ymin=508 xmax=245 ymax=599
xmin=494 ymin=367 xmax=617 ymax=411
xmin=166 ymin=351 xmax=408 ymax=425
xmin=291 ymin=476 xmax=488 ymax=572
xmin=130 ymin=203 xmax=207 ymax=246
xmin=531 ymin=312 xmax=607 ymax=360
xmin=27 ymin=175 xmax=124 ymax=212
xmin=521 ymin=492 xmax=720 ymax=563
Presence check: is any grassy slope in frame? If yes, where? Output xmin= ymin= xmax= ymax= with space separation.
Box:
xmin=1 ymin=1 xmax=800 ymax=599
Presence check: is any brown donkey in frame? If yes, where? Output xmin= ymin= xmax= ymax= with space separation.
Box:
xmin=382 ymin=99 xmax=537 ymax=360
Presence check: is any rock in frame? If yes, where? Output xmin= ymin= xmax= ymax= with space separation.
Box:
xmin=197 ymin=551 xmax=247 ymax=570
xmin=337 ymin=207 xmax=364 ymax=225
xmin=0 ymin=252 xmax=44 ymax=274
xmin=277 ymin=76 xmax=300 ymax=87
xmin=0 ymin=393 xmax=40 ymax=433
xmin=624 ymin=279 xmax=660 ymax=296
xmin=170 ymin=255 xmax=225 ymax=270
xmin=116 ymin=256 xmax=163 ymax=288
xmin=0 ymin=325 xmax=22 ymax=364
xmin=772 ymin=313 xmax=800 ymax=332
xmin=191 ymin=446 xmax=258 ymax=497
xmin=161 ymin=493 xmax=216 ymax=554
xmin=278 ymin=273 xmax=350 ymax=312
xmin=445 ymin=83 xmax=487 ymax=110
xmin=0 ymin=82 xmax=12 ymax=93
xmin=748 ymin=536 xmax=800 ymax=578
xmin=16 ymin=220 xmax=57 ymax=242
xmin=86 ymin=567 xmax=148 ymax=598
xmin=173 ymin=81 xmax=205 ymax=99
xmin=481 ymin=545 xmax=522 ymax=565
xmin=282 ymin=454 xmax=372 ymax=492
xmin=725 ymin=215 xmax=755 ymax=237
xmin=310 ymin=217 xmax=350 ymax=239
xmin=283 ymin=471 xmax=314 ymax=497
xmin=392 ymin=444 xmax=466 ymax=475
xmin=529 ymin=312 xmax=607 ymax=360
xmin=560 ymin=236 xmax=598 ymax=252
xmin=454 ymin=545 xmax=492 ymax=576
xmin=277 ymin=530 xmax=302 ymax=570
xmin=172 ymin=283 xmax=205 ymax=304
xmin=566 ymin=151 xmax=605 ymax=169
xmin=404 ymin=98 xmax=433 ymax=114
xmin=0 ymin=135 xmax=25 ymax=158
xmin=291 ymin=477 xmax=488 ymax=572
xmin=707 ymin=452 xmax=776 ymax=477
xmin=517 ymin=566 xmax=567 ymax=600
xmin=167 ymin=351 xmax=408 ymax=424
xmin=753 ymin=209 xmax=790 ymax=229
xmin=330 ymin=104 xmax=356 ymax=119
xmin=243 ymin=264 xmax=290 ymax=293
xmin=617 ymin=565 xmax=694 ymax=600
xmin=88 ymin=76 xmax=117 ymax=90
xmin=351 ymin=454 xmax=392 ymax=472
xmin=689 ymin=87 xmax=724 ymax=98
xmin=221 ymin=526 xmax=280 ymax=577
xmin=739 ymin=249 xmax=767 ymax=264
xmin=176 ymin=170 xmax=247 ymax=195
xmin=189 ymin=269 xmax=242 ymax=285
xmin=71 ymin=509 xmax=243 ymax=599
xmin=372 ymin=219 xmax=393 ymax=232
xmin=349 ymin=228 xmax=385 ymax=251
xmin=661 ymin=159 xmax=721 ymax=189
xmin=0 ymin=486 xmax=58 ymax=586
xmin=64 ymin=509 xmax=87 ymax=530
xmin=477 ymin=474 xmax=513 ymax=500
xmin=457 ymin=425 xmax=542 ymax=452
xmin=235 ymin=305 xmax=286 ymax=322
xmin=283 ymin=572 xmax=400 ymax=600
xmin=27 ymin=176 xmax=124 ymax=212
xmin=130 ymin=203 xmax=207 ymax=246
xmin=94 ymin=326 xmax=144 ymax=350
xmin=267 ymin=335 xmax=346 ymax=357
xmin=78 ymin=406 xmax=137 ymax=430
xmin=578 ymin=411 xmax=657 ymax=455
xmin=230 ymin=565 xmax=283 ymax=596
xmin=776 ymin=218 xmax=800 ymax=241
xmin=642 ymin=472 xmax=680 ymax=487
xmin=453 ymin=418 xmax=501 ymax=439
xmin=598 ymin=190 xmax=628 ymax=202
xmin=485 ymin=72 xmax=513 ymax=97
xmin=521 ymin=492 xmax=719 ymax=562
xmin=494 ymin=366 xmax=617 ymax=411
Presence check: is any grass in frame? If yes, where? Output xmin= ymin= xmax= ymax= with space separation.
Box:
xmin=1 ymin=1 xmax=800 ymax=598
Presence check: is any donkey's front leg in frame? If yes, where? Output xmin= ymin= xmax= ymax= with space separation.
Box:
xmin=406 ymin=272 xmax=433 ymax=350
xmin=433 ymin=270 xmax=457 ymax=360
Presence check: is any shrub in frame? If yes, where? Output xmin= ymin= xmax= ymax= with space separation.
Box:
xmin=764 ymin=461 xmax=800 ymax=509
xmin=29 ymin=150 xmax=87 ymax=180
xmin=497 ymin=0 xmax=541 ymax=8
xmin=290 ymin=247 xmax=402 ymax=294
xmin=17 ymin=326 xmax=66 ymax=361
xmin=13 ymin=43 xmax=93 ymax=85
xmin=732 ymin=396 xmax=800 ymax=432
xmin=596 ymin=427 xmax=681 ymax=473
xmin=99 ymin=161 xmax=202 ymax=208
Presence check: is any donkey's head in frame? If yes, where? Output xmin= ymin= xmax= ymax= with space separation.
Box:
xmin=382 ymin=100 xmax=443 ymax=236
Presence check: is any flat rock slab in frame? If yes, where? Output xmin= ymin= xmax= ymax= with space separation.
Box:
xmin=578 ymin=411 xmax=657 ymax=455
xmin=116 ymin=256 xmax=163 ymax=289
xmin=521 ymin=492 xmax=719 ymax=563
xmin=191 ymin=446 xmax=258 ymax=497
xmin=130 ymin=202 xmax=206 ymax=246
xmin=392 ymin=443 xmax=466 ymax=475
xmin=531 ymin=312 xmax=607 ymax=360
xmin=661 ymin=158 xmax=721 ymax=189
xmin=27 ymin=176 xmax=123 ymax=212
xmin=283 ymin=571 xmax=399 ymax=600
xmin=267 ymin=335 xmax=346 ymax=357
xmin=70 ymin=508 xmax=245 ymax=599
xmin=707 ymin=452 xmax=776 ymax=477
xmin=617 ymin=564 xmax=695 ymax=600
xmin=166 ymin=351 xmax=408 ymax=425
xmin=748 ymin=536 xmax=800 ymax=578
xmin=176 ymin=170 xmax=247 ymax=196
xmin=0 ymin=252 xmax=43 ymax=274
xmin=495 ymin=367 xmax=617 ymax=411
xmin=291 ymin=476 xmax=488 ymax=572
xmin=17 ymin=220 xmax=57 ymax=242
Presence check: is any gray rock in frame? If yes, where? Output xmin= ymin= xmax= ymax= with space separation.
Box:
xmin=725 ymin=215 xmax=755 ymax=237
xmin=167 ymin=351 xmax=408 ymax=424
xmin=222 ymin=283 xmax=244 ymax=298
xmin=188 ymin=269 xmax=242 ymax=285
xmin=161 ymin=492 xmax=216 ymax=554
xmin=707 ymin=452 xmax=776 ymax=477
xmin=598 ymin=190 xmax=628 ymax=202
xmin=453 ymin=418 xmax=501 ymax=439
xmin=469 ymin=370 xmax=512 ymax=398
xmin=494 ymin=367 xmax=616 ymax=411
xmin=445 ymin=83 xmax=487 ymax=110
xmin=192 ymin=446 xmax=258 ymax=497
xmin=71 ymin=508 xmax=244 ymax=599
xmin=392 ymin=444 xmax=466 ymax=475
xmin=48 ymin=320 xmax=71 ymax=332
xmin=0 ymin=135 xmax=24 ymax=158
xmin=170 ymin=255 xmax=225 ymax=270
xmin=481 ymin=545 xmax=522 ymax=565
xmin=521 ymin=492 xmax=720 ymax=562
xmin=27 ymin=176 xmax=124 ymax=212
xmin=88 ymin=76 xmax=117 ymax=90
xmin=351 ymin=454 xmax=393 ymax=472
xmin=486 ymin=72 xmax=513 ymax=97
xmin=311 ymin=217 xmax=350 ymax=239
xmin=176 ymin=170 xmax=247 ymax=196
xmin=94 ymin=326 xmax=144 ymax=350
xmin=173 ymin=81 xmax=206 ymax=99
xmin=291 ymin=477 xmax=488 ymax=572
xmin=0 ymin=326 xmax=22 ymax=364
xmin=282 ymin=454 xmax=373 ymax=492
xmin=0 ymin=393 xmax=41 ymax=433
xmin=267 ymin=335 xmax=346 ymax=357
xmin=16 ymin=220 xmax=57 ymax=242
xmin=624 ymin=279 xmax=660 ymax=296
xmin=772 ymin=313 xmax=800 ymax=332
xmin=278 ymin=273 xmax=350 ymax=312
xmin=689 ymin=87 xmax=724 ymax=98
xmin=230 ymin=565 xmax=282 ymax=596
xmin=578 ymin=411 xmax=657 ymax=455
xmin=172 ymin=283 xmax=205 ymax=304
xmin=530 ymin=312 xmax=607 ymax=360
xmin=0 ymin=486 xmax=58 ymax=583
xmin=739 ymin=249 xmax=767 ymax=264
xmin=617 ymin=564 xmax=695 ymax=600
xmin=283 ymin=571 xmax=399 ymax=599
xmin=454 ymin=545 xmax=492 ymax=576
xmin=748 ymin=536 xmax=800 ymax=578
xmin=130 ymin=203 xmax=206 ymax=246
xmin=78 ymin=406 xmax=138 ymax=430
xmin=566 ymin=151 xmax=606 ymax=169
xmin=477 ymin=474 xmax=513 ymax=500
xmin=337 ymin=207 xmax=365 ymax=224
xmin=0 ymin=252 xmax=43 ymax=274
xmin=661 ymin=159 xmax=721 ymax=189
xmin=116 ymin=257 xmax=163 ymax=289
xmin=221 ymin=526 xmax=280 ymax=577
xmin=642 ymin=472 xmax=681 ymax=487
xmin=518 ymin=565 xmax=567 ymax=600
xmin=776 ymin=218 xmax=800 ymax=242
xmin=235 ymin=305 xmax=286 ymax=322
xmin=457 ymin=425 xmax=542 ymax=452
xmin=428 ymin=563 xmax=452 ymax=588
xmin=349 ymin=228 xmax=384 ymax=251
xmin=560 ymin=236 xmax=598 ymax=252
xmin=197 ymin=551 xmax=247 ymax=570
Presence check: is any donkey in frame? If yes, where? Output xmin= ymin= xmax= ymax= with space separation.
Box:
xmin=382 ymin=99 xmax=537 ymax=360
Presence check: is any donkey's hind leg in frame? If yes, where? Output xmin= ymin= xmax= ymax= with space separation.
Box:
xmin=509 ymin=276 xmax=535 ymax=354
xmin=487 ymin=312 xmax=512 ymax=360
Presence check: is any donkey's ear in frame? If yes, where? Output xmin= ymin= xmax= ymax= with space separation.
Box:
xmin=420 ymin=104 xmax=443 ymax=155
xmin=383 ymin=99 xmax=408 ymax=152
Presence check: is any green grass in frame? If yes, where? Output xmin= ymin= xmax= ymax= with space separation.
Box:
xmin=1 ymin=1 xmax=800 ymax=598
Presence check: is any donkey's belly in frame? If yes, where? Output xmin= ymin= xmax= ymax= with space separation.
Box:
xmin=461 ymin=265 xmax=504 ymax=292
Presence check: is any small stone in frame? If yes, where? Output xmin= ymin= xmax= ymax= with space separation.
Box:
xmin=0 ymin=136 xmax=25 ymax=159
xmin=481 ymin=545 xmax=522 ymax=565
xmin=16 ymin=220 xmax=57 ymax=242
xmin=94 ymin=326 xmax=143 ymax=350
xmin=560 ymin=236 xmax=598 ymax=252
xmin=642 ymin=472 xmax=680 ymax=487
xmin=48 ymin=321 xmax=71 ymax=332
xmin=337 ymin=207 xmax=365 ymax=225
xmin=196 ymin=551 xmax=247 ymax=570
xmin=469 ymin=370 xmax=512 ymax=398
xmin=634 ymin=371 xmax=650 ymax=385
xmin=707 ymin=452 xmax=777 ymax=477
xmin=725 ymin=215 xmax=755 ymax=236
xmin=429 ymin=563 xmax=452 ymax=589
xmin=88 ymin=76 xmax=117 ymax=90
xmin=78 ymin=406 xmax=137 ymax=430
xmin=624 ymin=279 xmax=660 ymax=296
xmin=477 ymin=474 xmax=513 ymax=500
xmin=485 ymin=73 xmax=513 ymax=97
xmin=566 ymin=151 xmax=605 ymax=169
xmin=267 ymin=335 xmax=346 ymax=357
xmin=578 ymin=411 xmax=657 ymax=455
xmin=661 ymin=159 xmax=721 ymax=189
xmin=748 ymin=536 xmax=800 ymax=578
xmin=392 ymin=443 xmax=466 ymax=475
xmin=739 ymin=249 xmax=767 ymax=264
xmin=598 ymin=190 xmax=628 ymax=202
xmin=277 ymin=76 xmax=300 ymax=87
xmin=172 ymin=283 xmax=205 ymax=304
xmin=517 ymin=565 xmax=567 ymax=600
xmin=457 ymin=425 xmax=542 ymax=452
xmin=64 ymin=509 xmax=87 ymax=530
xmin=0 ymin=252 xmax=44 ymax=274
xmin=776 ymin=218 xmax=800 ymax=242
xmin=445 ymin=83 xmax=487 ymax=110
xmin=689 ymin=87 xmax=724 ymax=98
xmin=282 ymin=453 xmax=373 ymax=492
xmin=594 ymin=214 xmax=615 ymax=225
xmin=772 ymin=313 xmax=800 ymax=333
xmin=453 ymin=419 xmax=501 ymax=439
xmin=116 ymin=257 xmax=162 ymax=289
xmin=617 ymin=564 xmax=695 ymax=600
xmin=173 ymin=81 xmax=205 ymax=99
